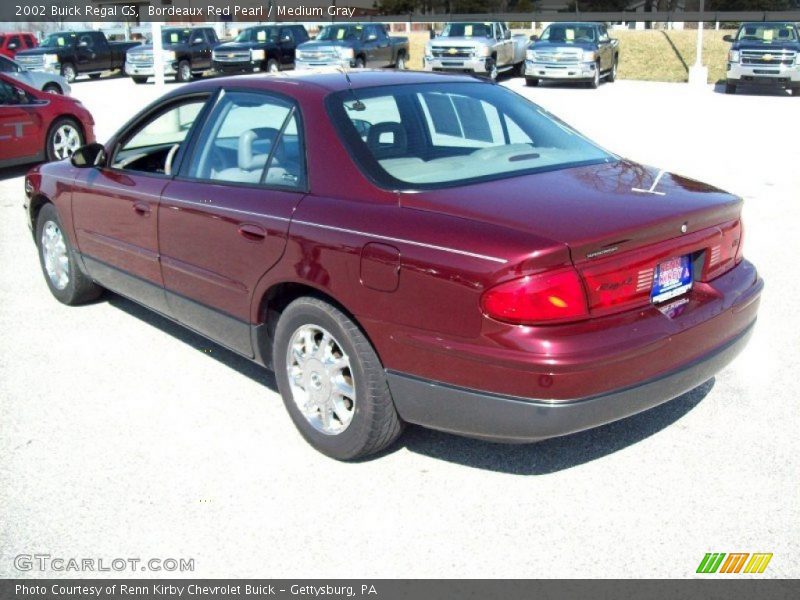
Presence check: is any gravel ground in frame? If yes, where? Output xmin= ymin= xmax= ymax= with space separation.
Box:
xmin=1 ymin=74 xmax=798 ymax=579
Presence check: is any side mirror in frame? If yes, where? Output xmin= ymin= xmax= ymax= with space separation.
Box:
xmin=71 ymin=143 xmax=106 ymax=168
xmin=281 ymin=35 xmax=292 ymax=43
xmin=530 ymin=34 xmax=539 ymax=42
xmin=8 ymin=43 xmax=18 ymax=50
xmin=723 ymin=34 xmax=735 ymax=42
xmin=503 ymin=30 xmax=511 ymax=40
xmin=192 ymin=38 xmax=204 ymax=45
xmin=366 ymin=34 xmax=378 ymax=42
xmin=78 ymin=41 xmax=89 ymax=48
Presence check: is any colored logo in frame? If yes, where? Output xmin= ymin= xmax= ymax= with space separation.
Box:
xmin=448 ymin=48 xmax=458 ymax=55
xmin=696 ymin=553 xmax=773 ymax=574
xmin=762 ymin=54 xmax=774 ymax=61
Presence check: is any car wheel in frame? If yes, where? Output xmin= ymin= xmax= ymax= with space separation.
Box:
xmin=725 ymin=83 xmax=737 ymax=94
xmin=525 ymin=77 xmax=539 ymax=87
xmin=266 ymin=58 xmax=280 ymax=74
xmin=487 ymin=59 xmax=498 ymax=81
xmin=60 ymin=63 xmax=76 ymax=83
xmin=354 ymin=57 xmax=366 ymax=69
xmin=132 ymin=76 xmax=148 ymax=84
xmin=46 ymin=118 xmax=83 ymax=162
xmin=608 ymin=58 xmax=618 ymax=82
xmin=273 ymin=297 xmax=403 ymax=460
xmin=43 ymin=83 xmax=62 ymax=94
xmin=589 ymin=62 xmax=600 ymax=88
xmin=176 ymin=60 xmax=192 ymax=83
xmin=395 ymin=54 xmax=407 ymax=70
xmin=36 ymin=203 xmax=103 ymax=306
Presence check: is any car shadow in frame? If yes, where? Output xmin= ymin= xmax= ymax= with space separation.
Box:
xmin=712 ymin=81 xmax=794 ymax=96
xmin=106 ymin=292 xmax=278 ymax=391
xmin=0 ymin=165 xmax=33 ymax=182
xmin=392 ymin=379 xmax=714 ymax=474
xmin=105 ymin=290 xmax=711 ymax=473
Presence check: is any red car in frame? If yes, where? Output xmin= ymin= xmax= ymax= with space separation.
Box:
xmin=1 ymin=73 xmax=94 ymax=169
xmin=24 ymin=71 xmax=762 ymax=459
xmin=0 ymin=32 xmax=37 ymax=59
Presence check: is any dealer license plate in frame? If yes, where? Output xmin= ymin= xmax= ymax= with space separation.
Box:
xmin=651 ymin=255 xmax=692 ymax=304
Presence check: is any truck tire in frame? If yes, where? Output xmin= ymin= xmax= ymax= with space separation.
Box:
xmin=607 ymin=57 xmax=618 ymax=82
xmin=395 ymin=54 xmax=407 ymax=70
xmin=355 ymin=57 xmax=366 ymax=69
xmin=725 ymin=82 xmax=737 ymax=94
xmin=60 ymin=62 xmax=76 ymax=83
xmin=176 ymin=60 xmax=192 ymax=83
xmin=525 ymin=77 xmax=539 ymax=87
xmin=43 ymin=83 xmax=63 ymax=94
xmin=35 ymin=203 xmax=103 ymax=306
xmin=273 ymin=296 xmax=403 ymax=460
xmin=588 ymin=62 xmax=601 ymax=89
xmin=266 ymin=58 xmax=280 ymax=74
xmin=132 ymin=76 xmax=148 ymax=84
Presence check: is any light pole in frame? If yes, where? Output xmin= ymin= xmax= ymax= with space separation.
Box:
xmin=688 ymin=0 xmax=708 ymax=87
xmin=152 ymin=21 xmax=165 ymax=87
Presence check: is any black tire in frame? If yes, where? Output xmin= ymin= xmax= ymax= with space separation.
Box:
xmin=265 ymin=58 xmax=280 ymax=74
xmin=60 ymin=62 xmax=76 ymax=83
xmin=525 ymin=77 xmax=539 ymax=87
xmin=487 ymin=58 xmax=498 ymax=81
xmin=45 ymin=117 xmax=84 ymax=162
xmin=43 ymin=83 xmax=62 ymax=94
xmin=725 ymin=82 xmax=737 ymax=94
xmin=589 ymin=62 xmax=601 ymax=88
xmin=273 ymin=297 xmax=403 ymax=460
xmin=176 ymin=60 xmax=192 ymax=83
xmin=88 ymin=73 xmax=102 ymax=80
xmin=354 ymin=57 xmax=366 ymax=69
xmin=132 ymin=76 xmax=148 ymax=84
xmin=395 ymin=54 xmax=407 ymax=70
xmin=607 ymin=57 xmax=618 ymax=82
xmin=35 ymin=203 xmax=103 ymax=306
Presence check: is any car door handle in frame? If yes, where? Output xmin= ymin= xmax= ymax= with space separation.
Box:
xmin=133 ymin=201 xmax=151 ymax=216
xmin=238 ymin=223 xmax=267 ymax=241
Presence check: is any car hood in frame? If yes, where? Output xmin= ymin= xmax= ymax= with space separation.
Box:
xmin=128 ymin=43 xmax=187 ymax=54
xmin=530 ymin=40 xmax=597 ymax=51
xmin=731 ymin=41 xmax=800 ymax=51
xmin=299 ymin=40 xmax=356 ymax=50
xmin=216 ymin=41 xmax=276 ymax=50
xmin=399 ymin=160 xmax=742 ymax=263
xmin=15 ymin=48 xmax=61 ymax=57
xmin=431 ymin=37 xmax=492 ymax=48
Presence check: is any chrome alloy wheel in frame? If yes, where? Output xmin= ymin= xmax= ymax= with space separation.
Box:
xmin=41 ymin=221 xmax=69 ymax=290
xmin=286 ymin=324 xmax=356 ymax=435
xmin=179 ymin=62 xmax=192 ymax=81
xmin=52 ymin=124 xmax=81 ymax=159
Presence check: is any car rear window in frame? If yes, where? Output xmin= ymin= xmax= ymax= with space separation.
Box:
xmin=327 ymin=82 xmax=612 ymax=190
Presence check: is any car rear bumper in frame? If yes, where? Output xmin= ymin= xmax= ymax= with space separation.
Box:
xmin=388 ymin=319 xmax=755 ymax=443
xmin=525 ymin=60 xmax=597 ymax=80
xmin=727 ymin=62 xmax=800 ymax=86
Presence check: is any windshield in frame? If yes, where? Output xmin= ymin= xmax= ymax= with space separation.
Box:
xmin=328 ymin=82 xmax=612 ymax=190
xmin=737 ymin=23 xmax=797 ymax=42
xmin=540 ymin=24 xmax=596 ymax=43
xmin=440 ymin=23 xmax=493 ymax=38
xmin=160 ymin=29 xmax=192 ymax=45
xmin=236 ymin=27 xmax=278 ymax=43
xmin=40 ymin=33 xmax=75 ymax=48
xmin=317 ymin=25 xmax=363 ymax=41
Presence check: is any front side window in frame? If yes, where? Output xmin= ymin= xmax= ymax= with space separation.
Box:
xmin=186 ymin=91 xmax=305 ymax=189
xmin=328 ymin=82 xmax=612 ymax=189
xmin=0 ymin=80 xmax=17 ymax=104
xmin=112 ymin=99 xmax=207 ymax=174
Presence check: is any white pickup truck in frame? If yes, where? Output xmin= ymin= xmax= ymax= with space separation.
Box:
xmin=423 ymin=22 xmax=528 ymax=80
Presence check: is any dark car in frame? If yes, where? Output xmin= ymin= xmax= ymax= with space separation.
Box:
xmin=724 ymin=22 xmax=800 ymax=94
xmin=126 ymin=26 xmax=220 ymax=84
xmin=0 ymin=32 xmax=37 ymax=59
xmin=1 ymin=73 xmax=94 ymax=168
xmin=24 ymin=71 xmax=761 ymax=460
xmin=525 ymin=22 xmax=619 ymax=88
xmin=212 ymin=25 xmax=309 ymax=74
xmin=14 ymin=31 xmax=140 ymax=83
xmin=296 ymin=23 xmax=409 ymax=70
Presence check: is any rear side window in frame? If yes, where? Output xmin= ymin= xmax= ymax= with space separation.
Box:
xmin=0 ymin=36 xmax=6 ymax=47
xmin=186 ymin=91 xmax=306 ymax=189
xmin=24 ymin=35 xmax=35 ymax=48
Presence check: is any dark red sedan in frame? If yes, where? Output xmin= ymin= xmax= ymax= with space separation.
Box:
xmin=1 ymin=73 xmax=93 ymax=169
xmin=24 ymin=71 xmax=762 ymax=459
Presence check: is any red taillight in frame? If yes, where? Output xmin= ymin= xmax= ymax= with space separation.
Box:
xmin=481 ymin=267 xmax=589 ymax=325
xmin=702 ymin=219 xmax=743 ymax=281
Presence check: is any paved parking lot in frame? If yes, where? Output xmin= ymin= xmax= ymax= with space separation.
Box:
xmin=1 ymin=74 xmax=798 ymax=578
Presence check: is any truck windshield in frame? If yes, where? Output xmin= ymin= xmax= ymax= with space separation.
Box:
xmin=540 ymin=25 xmax=596 ymax=43
xmin=440 ymin=23 xmax=493 ymax=38
xmin=161 ymin=29 xmax=192 ymax=45
xmin=40 ymin=34 xmax=75 ymax=48
xmin=737 ymin=23 xmax=797 ymax=42
xmin=235 ymin=27 xmax=278 ymax=43
xmin=317 ymin=25 xmax=362 ymax=41
xmin=328 ymin=82 xmax=613 ymax=190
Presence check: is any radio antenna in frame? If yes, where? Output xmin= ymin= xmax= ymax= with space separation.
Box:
xmin=339 ymin=66 xmax=365 ymax=111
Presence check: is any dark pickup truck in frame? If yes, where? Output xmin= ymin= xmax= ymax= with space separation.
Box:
xmin=126 ymin=27 xmax=220 ymax=84
xmin=524 ymin=22 xmax=619 ymax=88
xmin=295 ymin=23 xmax=410 ymax=70
xmin=212 ymin=24 xmax=309 ymax=74
xmin=724 ymin=22 xmax=800 ymax=95
xmin=15 ymin=31 xmax=140 ymax=83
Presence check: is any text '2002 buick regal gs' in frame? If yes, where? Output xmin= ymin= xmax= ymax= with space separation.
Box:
xmin=24 ymin=71 xmax=762 ymax=459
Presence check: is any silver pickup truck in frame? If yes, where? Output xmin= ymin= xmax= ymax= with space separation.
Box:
xmin=423 ymin=22 xmax=528 ymax=80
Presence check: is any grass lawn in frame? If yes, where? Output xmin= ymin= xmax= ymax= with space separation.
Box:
xmin=397 ymin=28 xmax=731 ymax=84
